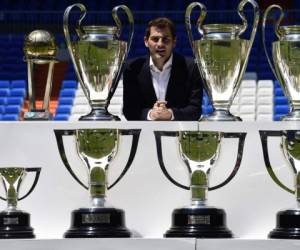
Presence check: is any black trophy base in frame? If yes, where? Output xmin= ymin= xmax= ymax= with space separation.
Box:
xmin=64 ymin=207 xmax=131 ymax=238
xmin=164 ymin=206 xmax=233 ymax=238
xmin=79 ymin=108 xmax=120 ymax=121
xmin=269 ymin=209 xmax=300 ymax=239
xmin=0 ymin=210 xmax=35 ymax=239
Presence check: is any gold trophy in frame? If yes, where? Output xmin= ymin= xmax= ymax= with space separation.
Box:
xmin=186 ymin=0 xmax=259 ymax=121
xmin=23 ymin=30 xmax=58 ymax=120
xmin=0 ymin=167 xmax=41 ymax=238
xmin=262 ymin=5 xmax=300 ymax=120
xmin=63 ymin=4 xmax=134 ymax=121
xmin=154 ymin=130 xmax=246 ymax=238
xmin=54 ymin=129 xmax=140 ymax=237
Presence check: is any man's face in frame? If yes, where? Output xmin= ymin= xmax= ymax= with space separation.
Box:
xmin=144 ymin=26 xmax=176 ymax=65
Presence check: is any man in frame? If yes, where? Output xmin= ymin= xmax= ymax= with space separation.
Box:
xmin=122 ymin=17 xmax=203 ymax=121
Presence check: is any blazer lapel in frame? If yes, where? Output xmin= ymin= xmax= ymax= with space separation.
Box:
xmin=166 ymin=54 xmax=181 ymax=102
xmin=138 ymin=57 xmax=157 ymax=103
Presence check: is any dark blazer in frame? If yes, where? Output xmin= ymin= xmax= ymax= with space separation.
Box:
xmin=122 ymin=52 xmax=203 ymax=121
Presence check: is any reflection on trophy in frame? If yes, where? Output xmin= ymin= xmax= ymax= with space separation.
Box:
xmin=54 ymin=128 xmax=140 ymax=237
xmin=260 ymin=130 xmax=300 ymax=239
xmin=263 ymin=5 xmax=300 ymax=121
xmin=23 ymin=30 xmax=58 ymax=120
xmin=185 ymin=0 xmax=259 ymax=121
xmin=63 ymin=4 xmax=134 ymax=121
xmin=0 ymin=167 xmax=41 ymax=238
xmin=154 ymin=130 xmax=246 ymax=238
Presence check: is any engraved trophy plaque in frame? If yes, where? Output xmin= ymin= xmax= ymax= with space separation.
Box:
xmin=154 ymin=130 xmax=246 ymax=238
xmin=63 ymin=4 xmax=134 ymax=121
xmin=186 ymin=0 xmax=259 ymax=121
xmin=23 ymin=30 xmax=58 ymax=120
xmin=262 ymin=5 xmax=300 ymax=120
xmin=0 ymin=167 xmax=41 ymax=238
xmin=260 ymin=130 xmax=300 ymax=239
xmin=54 ymin=128 xmax=140 ymax=237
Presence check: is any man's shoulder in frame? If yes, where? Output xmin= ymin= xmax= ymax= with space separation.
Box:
xmin=125 ymin=56 xmax=148 ymax=71
xmin=173 ymin=53 xmax=196 ymax=69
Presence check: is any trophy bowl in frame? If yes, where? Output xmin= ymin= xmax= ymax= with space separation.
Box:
xmin=63 ymin=4 xmax=134 ymax=121
xmin=185 ymin=0 xmax=259 ymax=121
xmin=0 ymin=167 xmax=41 ymax=239
xmin=154 ymin=130 xmax=246 ymax=238
xmin=260 ymin=130 xmax=300 ymax=239
xmin=263 ymin=5 xmax=300 ymax=121
xmin=54 ymin=128 xmax=140 ymax=238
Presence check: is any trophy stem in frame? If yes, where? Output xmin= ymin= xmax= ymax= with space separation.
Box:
xmin=191 ymin=170 xmax=208 ymax=205
xmin=89 ymin=166 xmax=107 ymax=207
xmin=7 ymin=185 xmax=18 ymax=210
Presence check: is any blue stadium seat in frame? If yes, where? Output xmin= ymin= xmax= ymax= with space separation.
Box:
xmin=2 ymin=114 xmax=19 ymax=121
xmin=274 ymin=96 xmax=288 ymax=106
xmin=56 ymin=105 xmax=72 ymax=115
xmin=59 ymin=89 xmax=76 ymax=98
xmin=62 ymin=80 xmax=78 ymax=89
xmin=58 ymin=97 xmax=74 ymax=105
xmin=0 ymin=106 xmax=5 ymax=114
xmin=274 ymin=105 xmax=289 ymax=114
xmin=10 ymin=88 xmax=26 ymax=97
xmin=5 ymin=105 xmax=21 ymax=114
xmin=0 ymin=98 xmax=7 ymax=105
xmin=274 ymin=88 xmax=284 ymax=97
xmin=54 ymin=114 xmax=69 ymax=121
xmin=0 ymin=89 xmax=10 ymax=97
xmin=7 ymin=97 xmax=24 ymax=105
xmin=11 ymin=80 xmax=26 ymax=89
xmin=0 ymin=80 xmax=10 ymax=88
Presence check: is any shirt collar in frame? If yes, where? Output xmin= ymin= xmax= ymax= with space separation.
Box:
xmin=149 ymin=54 xmax=173 ymax=73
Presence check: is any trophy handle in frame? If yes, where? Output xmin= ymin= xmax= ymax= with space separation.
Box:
xmin=63 ymin=4 xmax=89 ymax=100
xmin=259 ymin=130 xmax=294 ymax=194
xmin=54 ymin=129 xmax=141 ymax=190
xmin=54 ymin=129 xmax=88 ymax=190
xmin=154 ymin=131 xmax=246 ymax=191
xmin=107 ymin=129 xmax=141 ymax=189
xmin=106 ymin=5 xmax=134 ymax=109
xmin=18 ymin=168 xmax=41 ymax=201
xmin=185 ymin=2 xmax=207 ymax=57
xmin=262 ymin=5 xmax=284 ymax=82
xmin=154 ymin=131 xmax=189 ymax=190
xmin=236 ymin=0 xmax=259 ymax=84
xmin=209 ymin=132 xmax=246 ymax=191
xmin=0 ymin=168 xmax=41 ymax=201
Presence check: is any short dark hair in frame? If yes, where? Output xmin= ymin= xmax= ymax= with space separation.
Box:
xmin=144 ymin=17 xmax=176 ymax=39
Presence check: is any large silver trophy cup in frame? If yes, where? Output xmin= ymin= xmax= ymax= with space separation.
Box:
xmin=186 ymin=0 xmax=259 ymax=121
xmin=260 ymin=130 xmax=300 ymax=239
xmin=54 ymin=128 xmax=140 ymax=238
xmin=63 ymin=4 xmax=134 ymax=121
xmin=262 ymin=5 xmax=300 ymax=121
xmin=0 ymin=167 xmax=41 ymax=239
xmin=154 ymin=130 xmax=246 ymax=238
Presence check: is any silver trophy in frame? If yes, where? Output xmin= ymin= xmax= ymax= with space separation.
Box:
xmin=154 ymin=130 xmax=246 ymax=238
xmin=23 ymin=30 xmax=58 ymax=120
xmin=54 ymin=128 xmax=140 ymax=237
xmin=260 ymin=130 xmax=300 ymax=239
xmin=0 ymin=167 xmax=41 ymax=239
xmin=262 ymin=5 xmax=300 ymax=120
xmin=63 ymin=4 xmax=134 ymax=121
xmin=186 ymin=0 xmax=259 ymax=121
